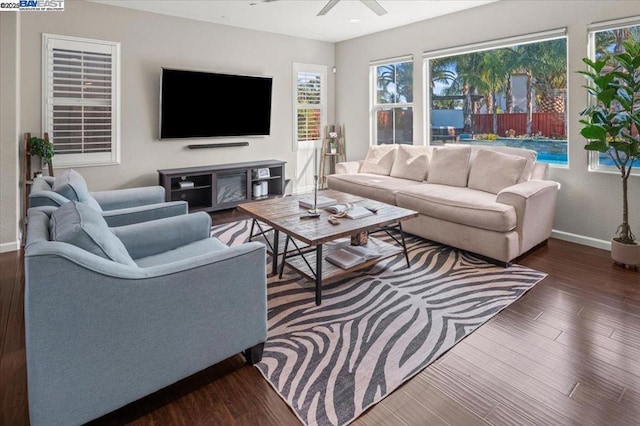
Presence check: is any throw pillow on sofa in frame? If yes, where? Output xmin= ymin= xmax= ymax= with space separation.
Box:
xmin=468 ymin=149 xmax=528 ymax=194
xmin=360 ymin=144 xmax=397 ymax=175
xmin=390 ymin=145 xmax=431 ymax=181
xmin=52 ymin=169 xmax=103 ymax=211
xmin=426 ymin=146 xmax=471 ymax=187
xmin=49 ymin=201 xmax=136 ymax=266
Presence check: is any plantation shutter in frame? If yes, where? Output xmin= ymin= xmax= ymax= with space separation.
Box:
xmin=43 ymin=34 xmax=120 ymax=166
xmin=293 ymin=64 xmax=326 ymax=150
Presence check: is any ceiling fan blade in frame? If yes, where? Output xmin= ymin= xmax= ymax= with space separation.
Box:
xmin=360 ymin=0 xmax=387 ymax=16
xmin=317 ymin=0 xmax=340 ymax=16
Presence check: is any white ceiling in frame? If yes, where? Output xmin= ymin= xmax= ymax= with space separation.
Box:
xmin=89 ymin=0 xmax=496 ymax=43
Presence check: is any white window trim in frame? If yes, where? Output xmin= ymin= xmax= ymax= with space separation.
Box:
xmin=42 ymin=33 xmax=121 ymax=167
xmin=422 ymin=28 xmax=568 ymax=168
xmin=292 ymin=63 xmax=327 ymax=151
xmin=587 ymin=17 xmax=640 ymax=176
xmin=370 ymin=55 xmax=414 ymax=146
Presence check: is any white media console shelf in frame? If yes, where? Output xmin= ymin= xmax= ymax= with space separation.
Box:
xmin=158 ymin=160 xmax=286 ymax=212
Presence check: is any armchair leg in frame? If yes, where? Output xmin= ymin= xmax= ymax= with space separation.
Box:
xmin=243 ymin=342 xmax=265 ymax=365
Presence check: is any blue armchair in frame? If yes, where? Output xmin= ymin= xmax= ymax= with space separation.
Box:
xmin=29 ymin=170 xmax=187 ymax=226
xmin=25 ymin=203 xmax=267 ymax=426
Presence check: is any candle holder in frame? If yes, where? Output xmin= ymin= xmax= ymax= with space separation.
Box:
xmin=308 ymin=174 xmax=321 ymax=215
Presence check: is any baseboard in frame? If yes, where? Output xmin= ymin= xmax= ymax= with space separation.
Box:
xmin=551 ymin=229 xmax=611 ymax=251
xmin=0 ymin=241 xmax=20 ymax=253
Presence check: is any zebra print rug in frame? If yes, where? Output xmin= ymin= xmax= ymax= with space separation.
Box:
xmin=211 ymin=219 xmax=546 ymax=426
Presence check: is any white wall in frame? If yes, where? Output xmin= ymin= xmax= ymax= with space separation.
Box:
xmin=336 ymin=0 xmax=640 ymax=246
xmin=0 ymin=12 xmax=21 ymax=252
xmin=18 ymin=0 xmax=334 ymax=191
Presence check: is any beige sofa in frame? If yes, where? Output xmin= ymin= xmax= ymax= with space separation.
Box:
xmin=327 ymin=144 xmax=560 ymax=264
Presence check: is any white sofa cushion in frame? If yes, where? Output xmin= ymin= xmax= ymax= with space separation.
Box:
xmin=359 ymin=144 xmax=397 ymax=175
xmin=468 ymin=149 xmax=528 ymax=194
xmin=390 ymin=145 xmax=431 ymax=181
xmin=467 ymin=145 xmax=537 ymax=183
xmin=426 ymin=146 xmax=471 ymax=187
xmin=326 ymin=173 xmax=423 ymax=206
xmin=396 ymin=184 xmax=516 ymax=233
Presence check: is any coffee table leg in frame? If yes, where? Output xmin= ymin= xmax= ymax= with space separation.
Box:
xmin=271 ymin=229 xmax=279 ymax=276
xmin=399 ymin=223 xmax=410 ymax=268
xmin=315 ymin=244 xmax=323 ymax=306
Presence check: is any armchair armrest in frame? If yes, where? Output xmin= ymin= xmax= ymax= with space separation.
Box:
xmin=335 ymin=160 xmax=364 ymax=174
xmin=100 ymin=201 xmax=188 ymax=227
xmin=91 ymin=186 xmax=166 ymax=210
xmin=111 ymin=212 xmax=212 ymax=259
xmin=497 ymin=180 xmax=560 ymax=253
xmin=28 ymin=190 xmax=68 ymax=208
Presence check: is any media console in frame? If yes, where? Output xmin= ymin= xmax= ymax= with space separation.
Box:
xmin=158 ymin=160 xmax=286 ymax=212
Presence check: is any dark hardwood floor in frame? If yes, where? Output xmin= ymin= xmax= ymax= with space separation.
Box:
xmin=2 ymin=215 xmax=639 ymax=424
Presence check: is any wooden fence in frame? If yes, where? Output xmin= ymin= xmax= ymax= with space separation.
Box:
xmin=471 ymin=113 xmax=566 ymax=137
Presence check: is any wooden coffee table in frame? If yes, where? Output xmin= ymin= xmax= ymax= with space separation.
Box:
xmin=237 ymin=190 xmax=418 ymax=305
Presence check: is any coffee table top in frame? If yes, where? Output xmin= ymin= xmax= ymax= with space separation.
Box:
xmin=237 ymin=189 xmax=418 ymax=245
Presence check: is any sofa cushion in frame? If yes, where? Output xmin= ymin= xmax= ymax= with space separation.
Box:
xmin=53 ymin=169 xmax=90 ymax=202
xmin=49 ymin=202 xmax=136 ymax=266
xmin=390 ymin=145 xmax=431 ymax=181
xmin=468 ymin=145 xmax=537 ymax=183
xmin=326 ymin=173 xmax=424 ymax=206
xmin=134 ymin=237 xmax=229 ymax=268
xmin=426 ymin=146 xmax=471 ymax=187
xmin=359 ymin=144 xmax=397 ymax=175
xmin=396 ymin=184 xmax=516 ymax=233
xmin=468 ymin=149 xmax=528 ymax=194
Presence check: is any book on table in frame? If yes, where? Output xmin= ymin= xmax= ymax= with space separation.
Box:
xmin=325 ymin=244 xmax=381 ymax=269
xmin=325 ymin=203 xmax=373 ymax=219
xmin=299 ymin=196 xmax=337 ymax=209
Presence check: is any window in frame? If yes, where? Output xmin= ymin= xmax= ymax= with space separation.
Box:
xmin=42 ymin=33 xmax=120 ymax=167
xmin=293 ymin=63 xmax=326 ymax=150
xmin=588 ymin=18 xmax=640 ymax=174
xmin=424 ymin=29 xmax=568 ymax=166
xmin=371 ymin=57 xmax=413 ymax=145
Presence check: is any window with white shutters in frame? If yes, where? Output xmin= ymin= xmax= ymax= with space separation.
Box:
xmin=43 ymin=34 xmax=120 ymax=167
xmin=293 ymin=63 xmax=326 ymax=150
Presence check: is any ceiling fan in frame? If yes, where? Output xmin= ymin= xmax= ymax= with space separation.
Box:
xmin=262 ymin=0 xmax=388 ymax=17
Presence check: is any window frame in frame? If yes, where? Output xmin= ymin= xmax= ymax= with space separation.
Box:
xmin=370 ymin=55 xmax=414 ymax=146
xmin=42 ymin=33 xmax=121 ymax=168
xmin=422 ymin=28 xmax=568 ymax=167
xmin=587 ymin=17 xmax=640 ymax=176
xmin=292 ymin=63 xmax=327 ymax=151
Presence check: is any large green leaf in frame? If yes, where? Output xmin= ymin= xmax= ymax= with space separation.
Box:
xmin=584 ymin=140 xmax=609 ymax=152
xmin=580 ymin=125 xmax=607 ymax=141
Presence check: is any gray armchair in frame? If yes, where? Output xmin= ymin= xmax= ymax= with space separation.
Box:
xmin=25 ymin=203 xmax=267 ymax=426
xmin=29 ymin=170 xmax=187 ymax=226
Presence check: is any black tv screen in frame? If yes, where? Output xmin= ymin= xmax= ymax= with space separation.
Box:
xmin=160 ymin=68 xmax=272 ymax=139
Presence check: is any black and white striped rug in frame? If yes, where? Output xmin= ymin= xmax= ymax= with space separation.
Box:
xmin=212 ymin=220 xmax=546 ymax=426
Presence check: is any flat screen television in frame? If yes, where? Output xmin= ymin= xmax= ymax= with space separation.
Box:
xmin=160 ymin=68 xmax=272 ymax=139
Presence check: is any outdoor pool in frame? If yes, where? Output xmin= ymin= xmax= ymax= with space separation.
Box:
xmin=461 ymin=138 xmax=568 ymax=165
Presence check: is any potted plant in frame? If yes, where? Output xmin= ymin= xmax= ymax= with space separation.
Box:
xmin=28 ymin=136 xmax=55 ymax=177
xmin=329 ymin=140 xmax=338 ymax=154
xmin=579 ymin=37 xmax=640 ymax=268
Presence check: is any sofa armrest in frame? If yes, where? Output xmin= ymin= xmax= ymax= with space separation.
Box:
xmin=335 ymin=160 xmax=364 ymax=174
xmin=91 ymin=186 xmax=166 ymax=210
xmin=28 ymin=190 xmax=68 ymax=208
xmin=100 ymin=201 xmax=188 ymax=227
xmin=24 ymin=241 xmax=266 ymax=426
xmin=497 ymin=180 xmax=560 ymax=253
xmin=111 ymin=212 xmax=212 ymax=259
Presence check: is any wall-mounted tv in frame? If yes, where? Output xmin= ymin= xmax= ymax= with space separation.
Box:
xmin=160 ymin=68 xmax=273 ymax=139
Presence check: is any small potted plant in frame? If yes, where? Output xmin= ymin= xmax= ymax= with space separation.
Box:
xmin=28 ymin=136 xmax=55 ymax=177
xmin=579 ymin=37 xmax=640 ymax=268
xmin=329 ymin=140 xmax=338 ymax=154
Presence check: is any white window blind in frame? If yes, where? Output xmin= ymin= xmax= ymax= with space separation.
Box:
xmin=43 ymin=34 xmax=120 ymax=167
xmin=293 ymin=63 xmax=326 ymax=150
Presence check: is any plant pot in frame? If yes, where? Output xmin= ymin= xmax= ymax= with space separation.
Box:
xmin=611 ymin=239 xmax=640 ymax=268
xmin=330 ymin=148 xmax=337 ymax=154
